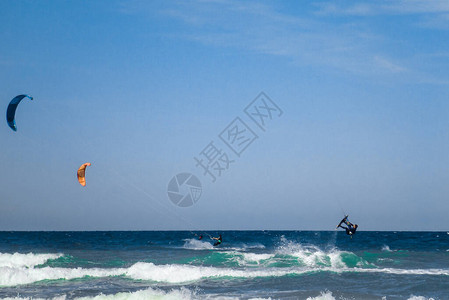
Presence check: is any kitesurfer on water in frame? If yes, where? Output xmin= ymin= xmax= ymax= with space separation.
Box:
xmin=212 ymin=234 xmax=222 ymax=246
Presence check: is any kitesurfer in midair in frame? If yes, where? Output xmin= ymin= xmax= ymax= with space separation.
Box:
xmin=337 ymin=216 xmax=358 ymax=236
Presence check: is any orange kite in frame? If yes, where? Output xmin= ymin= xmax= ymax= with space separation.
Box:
xmin=77 ymin=163 xmax=91 ymax=186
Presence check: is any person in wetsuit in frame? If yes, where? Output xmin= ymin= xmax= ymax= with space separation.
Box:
xmin=198 ymin=235 xmax=203 ymax=240
xmin=338 ymin=219 xmax=358 ymax=236
xmin=212 ymin=234 xmax=222 ymax=246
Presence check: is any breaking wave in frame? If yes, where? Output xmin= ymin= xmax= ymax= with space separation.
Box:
xmin=0 ymin=252 xmax=62 ymax=268
xmin=0 ymin=287 xmax=196 ymax=300
xmin=1 ymin=253 xmax=449 ymax=287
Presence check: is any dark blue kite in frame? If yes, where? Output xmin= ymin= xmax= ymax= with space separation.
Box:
xmin=6 ymin=94 xmax=33 ymax=131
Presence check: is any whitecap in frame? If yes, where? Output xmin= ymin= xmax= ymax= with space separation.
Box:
xmin=182 ymin=238 xmax=213 ymax=250
xmin=1 ymin=287 xmax=196 ymax=300
xmin=2 ymin=254 xmax=449 ymax=287
xmin=241 ymin=253 xmax=275 ymax=263
xmin=381 ymin=245 xmax=393 ymax=252
xmin=0 ymin=265 xmax=124 ymax=287
xmin=125 ymin=262 xmax=299 ymax=283
xmin=407 ymin=296 xmax=435 ymax=300
xmin=275 ymin=237 xmax=362 ymax=269
xmin=0 ymin=252 xmax=62 ymax=268
xmin=306 ymin=291 xmax=336 ymax=300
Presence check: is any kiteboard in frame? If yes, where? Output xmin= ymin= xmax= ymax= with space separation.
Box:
xmin=336 ymin=215 xmax=349 ymax=229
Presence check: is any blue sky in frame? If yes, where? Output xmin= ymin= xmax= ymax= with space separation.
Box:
xmin=1 ymin=0 xmax=448 ymax=230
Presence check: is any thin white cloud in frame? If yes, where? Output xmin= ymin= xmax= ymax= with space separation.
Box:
xmin=316 ymin=0 xmax=449 ymax=16
xmin=315 ymin=2 xmax=375 ymax=16
xmin=151 ymin=1 xmax=407 ymax=76
xmin=418 ymin=13 xmax=449 ymax=30
xmin=384 ymin=0 xmax=449 ymax=14
xmin=374 ymin=56 xmax=407 ymax=73
xmin=118 ymin=0 xmax=449 ymax=83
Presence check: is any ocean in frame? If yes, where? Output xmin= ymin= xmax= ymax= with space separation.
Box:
xmin=0 ymin=231 xmax=448 ymax=299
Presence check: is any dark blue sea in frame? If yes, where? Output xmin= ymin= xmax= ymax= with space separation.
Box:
xmin=0 ymin=231 xmax=448 ymax=299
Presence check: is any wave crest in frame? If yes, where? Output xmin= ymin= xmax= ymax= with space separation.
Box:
xmin=0 ymin=252 xmax=62 ymax=268
xmin=182 ymin=238 xmax=213 ymax=250
xmin=276 ymin=236 xmax=372 ymax=269
xmin=0 ymin=287 xmax=196 ymax=300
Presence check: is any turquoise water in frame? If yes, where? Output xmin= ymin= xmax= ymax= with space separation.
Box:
xmin=0 ymin=231 xmax=448 ymax=299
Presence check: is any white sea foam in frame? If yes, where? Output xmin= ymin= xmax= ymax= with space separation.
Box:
xmin=0 ymin=252 xmax=62 ymax=268
xmin=1 ymin=287 xmax=196 ymax=300
xmin=377 ymin=258 xmax=394 ymax=263
xmin=182 ymin=239 xmax=213 ymax=250
xmin=241 ymin=253 xmax=275 ymax=263
xmin=306 ymin=291 xmax=336 ymax=300
xmin=3 ymin=262 xmax=449 ymax=287
xmin=239 ymin=243 xmax=266 ymax=250
xmin=75 ymin=287 xmax=195 ymax=300
xmin=407 ymin=296 xmax=435 ymax=300
xmin=2 ymin=252 xmax=449 ymax=287
xmin=381 ymin=245 xmax=393 ymax=252
xmin=181 ymin=239 xmax=263 ymax=252
xmin=0 ymin=265 xmax=125 ymax=287
xmin=212 ymin=251 xmax=275 ymax=267
xmin=125 ymin=262 xmax=299 ymax=283
xmin=349 ymin=267 xmax=449 ymax=276
xmin=276 ymin=237 xmax=352 ymax=268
